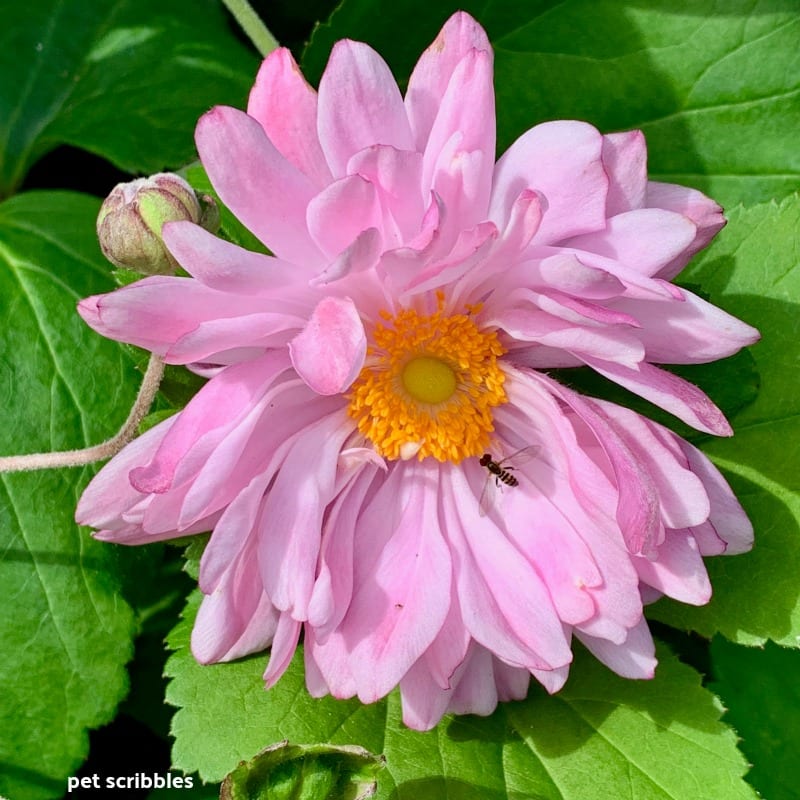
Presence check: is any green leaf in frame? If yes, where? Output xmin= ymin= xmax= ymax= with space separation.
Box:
xmin=304 ymin=0 xmax=799 ymax=208
xmin=649 ymin=194 xmax=800 ymax=646
xmin=710 ymin=637 xmax=800 ymax=800
xmin=220 ymin=742 xmax=383 ymax=800
xmin=0 ymin=191 xmax=148 ymax=800
xmin=0 ymin=0 xmax=258 ymax=197
xmin=167 ymin=591 xmax=755 ymax=799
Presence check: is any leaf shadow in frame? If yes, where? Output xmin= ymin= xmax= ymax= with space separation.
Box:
xmin=0 ymin=761 xmax=64 ymax=796
xmin=438 ymin=639 xmax=735 ymax=769
xmin=1 ymin=547 xmax=108 ymax=570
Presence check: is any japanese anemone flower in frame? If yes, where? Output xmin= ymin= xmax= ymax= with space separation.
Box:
xmin=76 ymin=12 xmax=759 ymax=730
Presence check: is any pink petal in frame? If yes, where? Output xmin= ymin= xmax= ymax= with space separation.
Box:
xmin=405 ymin=11 xmax=491 ymax=150
xmin=443 ymin=466 xmax=573 ymax=670
xmin=601 ymin=130 xmax=647 ymax=215
xmin=130 ymin=351 xmax=289 ymax=494
xmin=182 ymin=385 xmax=343 ymax=529
xmin=258 ymin=411 xmax=354 ymax=619
xmin=634 ymin=529 xmax=712 ymax=605
xmin=547 ymin=292 xmax=641 ymax=329
xmin=611 ymin=288 xmax=759 ymax=364
xmin=494 ymin=189 xmax=544 ymax=257
xmin=398 ymin=659 xmax=455 ymax=731
xmin=307 ymin=466 xmax=380 ymax=638
xmin=196 ymin=106 xmax=323 ymax=265
xmin=495 ymin=659 xmax=534 ymax=700
xmin=564 ymin=208 xmax=697 ymax=277
xmin=530 ymin=664 xmax=570 ymax=695
xmin=79 ymin=277 xmax=273 ymax=359
xmin=503 ymin=482 xmax=602 ymax=627
xmin=535 ymin=253 xmax=625 ymax=300
xmin=422 ymin=594 xmax=470 ymax=690
xmin=289 ymin=296 xmax=366 ymax=395
xmin=193 ymin=590 xmax=277 ymax=664
xmin=496 ymin=286 xmax=640 ymax=333
xmin=680 ymin=442 xmax=754 ymax=554
xmin=304 ymin=627 xmax=358 ymax=699
xmin=317 ymin=39 xmax=413 ymax=178
xmin=340 ymin=461 xmax=452 ymax=702
xmin=220 ymin=593 xmax=280 ymax=662
xmin=422 ymin=48 xmax=495 ymax=228
xmin=165 ymin=314 xmax=298 ymax=365
xmin=584 ymin=358 xmax=733 ymax=436
xmin=646 ymin=182 xmax=726 ymax=279
xmin=526 ymin=373 xmax=661 ymax=556
xmin=686 ymin=521 xmax=727 ymax=557
xmin=401 ymin=221 xmax=497 ymax=298
xmin=247 ymin=48 xmax=332 ymax=186
xmin=576 ymin=617 xmax=657 ymax=679
xmin=76 ymin=415 xmax=177 ymax=529
xmin=427 ymin=137 xmax=493 ymax=255
xmin=197 ymin=470 xmax=272 ymax=594
xmin=164 ymin=220 xmax=315 ymax=294
xmin=193 ymin=543 xmax=278 ymax=664
xmin=547 ymin=246 xmax=680 ymax=301
xmin=92 ymin=512 xmax=220 ymax=545
xmin=445 ymin=645 xmax=499 ymax=717
xmin=499 ymin=374 xmax=646 ymax=639
xmin=595 ymin=400 xmax=711 ymax=530
xmin=497 ymin=305 xmax=645 ymax=368
xmin=306 ymin=175 xmax=384 ymax=259
xmin=346 ymin=146 xmax=425 ymax=245
xmin=309 ymin=227 xmax=383 ymax=288
xmin=263 ymin=614 xmax=302 ymax=687
xmin=461 ymin=190 xmax=543 ymax=299
xmin=490 ymin=120 xmax=608 ymax=244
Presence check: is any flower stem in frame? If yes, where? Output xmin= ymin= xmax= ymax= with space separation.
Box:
xmin=0 ymin=354 xmax=165 ymax=473
xmin=220 ymin=0 xmax=278 ymax=57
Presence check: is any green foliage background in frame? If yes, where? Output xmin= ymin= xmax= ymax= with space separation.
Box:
xmin=0 ymin=1 xmax=797 ymax=799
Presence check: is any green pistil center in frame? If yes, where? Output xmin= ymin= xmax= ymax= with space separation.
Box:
xmin=401 ymin=356 xmax=457 ymax=404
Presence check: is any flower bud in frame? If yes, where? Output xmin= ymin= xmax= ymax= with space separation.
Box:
xmin=96 ymin=173 xmax=219 ymax=275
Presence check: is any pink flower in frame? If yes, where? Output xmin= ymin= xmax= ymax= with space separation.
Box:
xmin=76 ymin=13 xmax=758 ymax=730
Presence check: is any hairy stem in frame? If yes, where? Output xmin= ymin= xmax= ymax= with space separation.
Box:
xmin=0 ymin=354 xmax=165 ymax=473
xmin=220 ymin=0 xmax=278 ymax=57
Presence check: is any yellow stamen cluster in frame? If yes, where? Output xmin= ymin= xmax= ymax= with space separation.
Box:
xmin=347 ymin=295 xmax=507 ymax=462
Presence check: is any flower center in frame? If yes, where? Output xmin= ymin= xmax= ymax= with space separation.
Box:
xmin=347 ymin=294 xmax=507 ymax=462
xmin=401 ymin=356 xmax=457 ymax=404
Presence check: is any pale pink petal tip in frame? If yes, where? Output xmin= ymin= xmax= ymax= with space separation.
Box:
xmin=76 ymin=295 xmax=101 ymax=328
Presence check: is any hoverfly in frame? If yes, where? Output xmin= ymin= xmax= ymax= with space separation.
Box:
xmin=478 ymin=446 xmax=539 ymax=516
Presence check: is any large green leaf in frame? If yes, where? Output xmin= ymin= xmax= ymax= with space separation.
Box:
xmin=304 ymin=0 xmax=799 ymax=208
xmin=0 ymin=191 xmax=147 ymax=800
xmin=649 ymin=194 xmax=800 ymax=645
xmin=0 ymin=0 xmax=258 ymax=197
xmin=167 ymin=590 xmax=755 ymax=799
xmin=710 ymin=637 xmax=800 ymax=800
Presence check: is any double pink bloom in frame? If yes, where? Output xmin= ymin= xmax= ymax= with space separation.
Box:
xmin=77 ymin=13 xmax=758 ymax=729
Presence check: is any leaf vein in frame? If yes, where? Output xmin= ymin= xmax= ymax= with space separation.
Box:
xmin=0 ymin=244 xmax=91 ymax=444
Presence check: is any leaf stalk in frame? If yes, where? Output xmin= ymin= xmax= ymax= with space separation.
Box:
xmin=0 ymin=354 xmax=164 ymax=473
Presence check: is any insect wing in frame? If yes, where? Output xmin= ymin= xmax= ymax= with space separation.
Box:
xmin=478 ymin=469 xmax=501 ymax=517
xmin=496 ymin=444 xmax=540 ymax=469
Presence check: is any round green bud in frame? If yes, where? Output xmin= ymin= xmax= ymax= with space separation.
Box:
xmin=96 ymin=173 xmax=218 ymax=275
